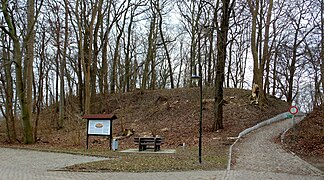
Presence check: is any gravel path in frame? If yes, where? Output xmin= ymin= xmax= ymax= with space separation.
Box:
xmin=0 ymin=115 xmax=323 ymax=179
xmin=231 ymin=116 xmax=324 ymax=179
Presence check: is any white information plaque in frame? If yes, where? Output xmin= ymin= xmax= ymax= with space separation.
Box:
xmin=88 ymin=119 xmax=111 ymax=135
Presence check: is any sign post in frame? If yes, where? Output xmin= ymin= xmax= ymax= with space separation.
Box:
xmin=289 ymin=106 xmax=299 ymax=125
xmin=83 ymin=114 xmax=117 ymax=150
xmin=288 ymin=106 xmax=298 ymax=141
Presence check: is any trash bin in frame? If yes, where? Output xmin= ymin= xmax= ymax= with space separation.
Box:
xmin=112 ymin=139 xmax=118 ymax=151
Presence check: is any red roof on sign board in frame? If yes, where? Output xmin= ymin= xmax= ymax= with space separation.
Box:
xmin=82 ymin=114 xmax=117 ymax=120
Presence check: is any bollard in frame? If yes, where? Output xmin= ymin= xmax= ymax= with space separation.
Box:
xmin=112 ymin=139 xmax=118 ymax=151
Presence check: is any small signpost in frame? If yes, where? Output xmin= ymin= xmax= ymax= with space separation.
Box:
xmin=83 ymin=114 xmax=117 ymax=150
xmin=289 ymin=106 xmax=298 ymax=124
xmin=288 ymin=106 xmax=299 ymax=141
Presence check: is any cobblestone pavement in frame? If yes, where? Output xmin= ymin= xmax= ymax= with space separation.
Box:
xmin=0 ymin=147 xmax=226 ymax=179
xmin=1 ymin=116 xmax=323 ymax=179
xmin=231 ymin=116 xmax=324 ymax=180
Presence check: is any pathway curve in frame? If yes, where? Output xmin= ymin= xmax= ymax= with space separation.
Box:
xmin=229 ymin=116 xmax=324 ymax=179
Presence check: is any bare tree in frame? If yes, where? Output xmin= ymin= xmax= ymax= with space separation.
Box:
xmin=283 ymin=0 xmax=316 ymax=105
xmin=0 ymin=0 xmax=43 ymax=143
xmin=177 ymin=0 xmax=204 ymax=86
xmin=214 ymin=0 xmax=235 ymax=131
xmin=246 ymin=0 xmax=274 ymax=105
xmin=154 ymin=0 xmax=174 ymax=89
xmin=111 ymin=2 xmax=129 ymax=93
xmin=33 ymin=28 xmax=46 ymax=141
xmin=321 ymin=0 xmax=324 ymax=92
xmin=226 ymin=1 xmax=250 ymax=88
xmin=0 ymin=34 xmax=17 ymax=142
xmin=142 ymin=0 xmax=158 ymax=90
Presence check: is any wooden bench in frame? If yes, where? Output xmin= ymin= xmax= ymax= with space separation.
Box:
xmin=134 ymin=137 xmax=164 ymax=152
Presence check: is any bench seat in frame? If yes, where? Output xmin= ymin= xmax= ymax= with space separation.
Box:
xmin=134 ymin=137 xmax=164 ymax=151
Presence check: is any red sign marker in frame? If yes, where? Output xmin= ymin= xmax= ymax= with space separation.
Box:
xmin=289 ymin=106 xmax=298 ymax=115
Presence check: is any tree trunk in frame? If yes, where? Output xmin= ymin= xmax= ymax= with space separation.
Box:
xmin=75 ymin=0 xmax=99 ymax=114
xmin=101 ymin=33 xmax=109 ymax=94
xmin=124 ymin=7 xmax=135 ymax=92
xmin=272 ymin=46 xmax=279 ymax=97
xmin=260 ymin=0 xmax=273 ymax=100
xmin=248 ymin=0 xmax=273 ymax=105
xmin=75 ymin=0 xmax=84 ymax=113
xmin=287 ymin=25 xmax=299 ymax=105
xmin=250 ymin=0 xmax=259 ymax=85
xmin=58 ymin=0 xmax=69 ymax=128
xmin=12 ymin=29 xmax=34 ymax=144
xmin=1 ymin=37 xmax=17 ymax=142
xmin=214 ymin=0 xmax=234 ymax=131
xmin=142 ymin=15 xmax=156 ymax=90
xmin=150 ymin=9 xmax=158 ymax=90
xmin=111 ymin=13 xmax=127 ymax=93
xmin=207 ymin=6 xmax=216 ymax=86
xmin=34 ymin=30 xmax=46 ymax=141
xmin=9 ymin=0 xmax=36 ymax=144
xmin=321 ymin=0 xmax=324 ymax=96
xmin=45 ymin=69 xmax=49 ymax=107
xmin=156 ymin=3 xmax=174 ymax=89
xmin=77 ymin=54 xmax=84 ymax=113
xmin=91 ymin=0 xmax=103 ymax=106
xmin=240 ymin=39 xmax=248 ymax=89
xmin=52 ymin=11 xmax=61 ymax=128
xmin=83 ymin=27 xmax=91 ymax=114
xmin=227 ymin=40 xmax=233 ymax=88
xmin=177 ymin=41 xmax=184 ymax=88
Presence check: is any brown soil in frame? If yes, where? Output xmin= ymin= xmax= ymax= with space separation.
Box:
xmin=282 ymin=105 xmax=324 ymax=172
xmin=0 ymin=88 xmax=290 ymax=152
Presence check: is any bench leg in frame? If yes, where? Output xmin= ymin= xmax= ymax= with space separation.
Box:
xmin=139 ymin=145 xmax=147 ymax=151
xmin=154 ymin=138 xmax=157 ymax=152
xmin=138 ymin=138 xmax=142 ymax=151
xmin=154 ymin=145 xmax=160 ymax=151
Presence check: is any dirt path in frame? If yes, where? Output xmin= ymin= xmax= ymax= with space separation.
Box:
xmin=230 ymin=116 xmax=324 ymax=179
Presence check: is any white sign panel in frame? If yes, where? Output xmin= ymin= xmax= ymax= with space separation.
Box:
xmin=88 ymin=119 xmax=111 ymax=135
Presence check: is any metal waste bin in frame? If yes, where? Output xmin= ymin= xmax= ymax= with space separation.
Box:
xmin=112 ymin=139 xmax=118 ymax=151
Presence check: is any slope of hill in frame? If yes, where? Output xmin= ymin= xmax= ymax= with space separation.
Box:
xmin=0 ymin=87 xmax=289 ymax=150
xmin=283 ymin=106 xmax=324 ymax=171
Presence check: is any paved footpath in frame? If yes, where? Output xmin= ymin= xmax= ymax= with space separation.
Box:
xmin=0 ymin=116 xmax=323 ymax=179
xmin=230 ymin=117 xmax=324 ymax=180
xmin=0 ymin=147 xmax=225 ymax=179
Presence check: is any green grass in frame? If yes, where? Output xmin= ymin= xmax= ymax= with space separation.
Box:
xmin=0 ymin=145 xmax=228 ymax=172
xmin=64 ymin=147 xmax=228 ymax=172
